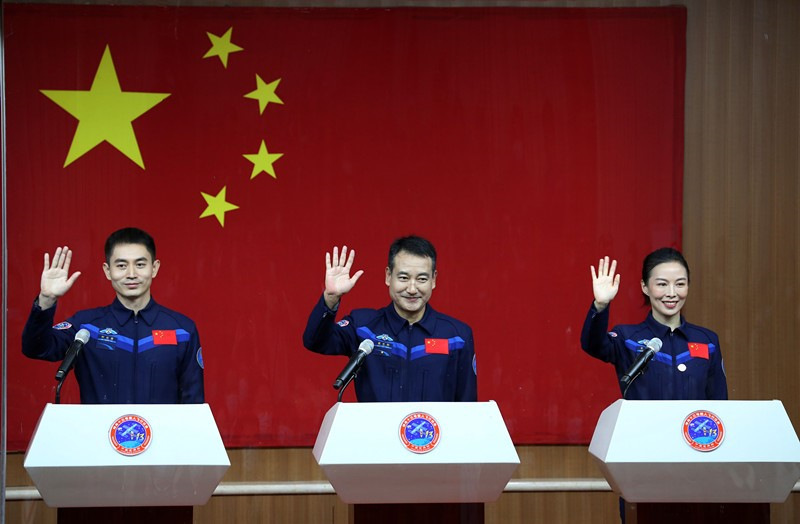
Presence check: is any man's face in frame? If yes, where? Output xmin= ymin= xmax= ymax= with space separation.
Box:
xmin=103 ymin=243 xmax=160 ymax=307
xmin=385 ymin=251 xmax=436 ymax=323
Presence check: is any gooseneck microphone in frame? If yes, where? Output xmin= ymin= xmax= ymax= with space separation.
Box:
xmin=333 ymin=339 xmax=374 ymax=391
xmin=620 ymin=337 xmax=663 ymax=390
xmin=55 ymin=328 xmax=90 ymax=381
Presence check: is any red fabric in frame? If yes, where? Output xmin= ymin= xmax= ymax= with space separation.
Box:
xmin=3 ymin=5 xmax=685 ymax=449
xmin=688 ymin=343 xmax=710 ymax=360
xmin=424 ymin=339 xmax=450 ymax=355
xmin=152 ymin=330 xmax=178 ymax=345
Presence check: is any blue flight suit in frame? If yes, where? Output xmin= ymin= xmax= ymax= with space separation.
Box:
xmin=303 ymin=295 xmax=477 ymax=402
xmin=22 ymin=297 xmax=204 ymax=404
xmin=581 ymin=303 xmax=727 ymax=400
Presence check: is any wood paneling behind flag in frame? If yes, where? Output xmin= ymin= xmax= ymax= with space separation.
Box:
xmin=3 ymin=4 xmax=685 ymax=448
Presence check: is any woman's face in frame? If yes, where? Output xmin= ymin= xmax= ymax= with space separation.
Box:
xmin=641 ymin=261 xmax=689 ymax=327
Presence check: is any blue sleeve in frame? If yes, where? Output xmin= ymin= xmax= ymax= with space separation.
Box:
xmin=178 ymin=324 xmax=205 ymax=403
xmin=455 ymin=327 xmax=477 ymax=401
xmin=302 ymin=295 xmax=356 ymax=357
xmin=580 ymin=302 xmax=619 ymax=364
xmin=21 ymin=298 xmax=75 ymax=362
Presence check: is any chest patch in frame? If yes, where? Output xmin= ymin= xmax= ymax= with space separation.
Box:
xmin=688 ymin=342 xmax=709 ymax=359
xmin=424 ymin=338 xmax=449 ymax=354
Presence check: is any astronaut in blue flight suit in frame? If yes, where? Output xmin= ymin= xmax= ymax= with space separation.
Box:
xmin=303 ymin=236 xmax=477 ymax=402
xmin=582 ymin=248 xmax=728 ymax=523
xmin=581 ymin=248 xmax=727 ymax=400
xmin=22 ymin=227 xmax=204 ymax=404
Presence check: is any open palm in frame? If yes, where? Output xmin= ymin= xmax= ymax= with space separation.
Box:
xmin=591 ymin=256 xmax=620 ymax=306
xmin=40 ymin=246 xmax=81 ymax=301
xmin=324 ymin=246 xmax=363 ymax=296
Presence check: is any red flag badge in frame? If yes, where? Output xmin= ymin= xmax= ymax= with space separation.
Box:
xmin=152 ymin=330 xmax=178 ymax=345
xmin=688 ymin=342 xmax=709 ymax=359
xmin=425 ymin=338 xmax=449 ymax=355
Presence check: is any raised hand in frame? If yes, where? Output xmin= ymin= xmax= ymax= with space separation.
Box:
xmin=39 ymin=246 xmax=82 ymax=310
xmin=323 ymin=246 xmax=364 ymax=309
xmin=590 ymin=255 xmax=620 ymax=311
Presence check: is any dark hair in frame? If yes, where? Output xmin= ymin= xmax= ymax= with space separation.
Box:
xmin=642 ymin=247 xmax=690 ymax=284
xmin=104 ymin=227 xmax=156 ymax=263
xmin=388 ymin=236 xmax=437 ymax=273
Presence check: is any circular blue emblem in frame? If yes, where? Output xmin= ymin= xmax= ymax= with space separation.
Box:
xmin=682 ymin=410 xmax=725 ymax=451
xmin=399 ymin=412 xmax=440 ymax=453
xmin=109 ymin=414 xmax=152 ymax=456
xmin=196 ymin=347 xmax=204 ymax=369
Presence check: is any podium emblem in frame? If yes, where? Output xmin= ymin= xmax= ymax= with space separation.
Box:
xmin=109 ymin=414 xmax=152 ymax=456
xmin=682 ymin=410 xmax=724 ymax=451
xmin=399 ymin=412 xmax=440 ymax=453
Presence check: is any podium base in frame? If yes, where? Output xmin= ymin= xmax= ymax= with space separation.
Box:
xmin=57 ymin=506 xmax=192 ymax=523
xmin=353 ymin=503 xmax=484 ymax=524
xmin=625 ymin=502 xmax=769 ymax=524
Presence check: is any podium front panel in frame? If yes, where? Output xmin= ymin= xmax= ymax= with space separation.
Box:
xmin=589 ymin=400 xmax=800 ymax=503
xmin=25 ymin=403 xmax=230 ymax=507
xmin=313 ymin=401 xmax=519 ymax=503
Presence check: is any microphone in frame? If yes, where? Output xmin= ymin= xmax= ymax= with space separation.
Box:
xmin=55 ymin=328 xmax=90 ymax=381
xmin=620 ymin=337 xmax=663 ymax=387
xmin=333 ymin=339 xmax=374 ymax=390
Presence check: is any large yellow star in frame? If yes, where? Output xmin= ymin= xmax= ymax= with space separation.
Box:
xmin=243 ymin=140 xmax=283 ymax=180
xmin=244 ymin=75 xmax=283 ymax=115
xmin=200 ymin=186 xmax=239 ymax=227
xmin=41 ymin=45 xmax=170 ymax=169
xmin=203 ymin=27 xmax=243 ymax=68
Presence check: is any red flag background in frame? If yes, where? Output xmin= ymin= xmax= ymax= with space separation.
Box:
xmin=3 ymin=4 xmax=685 ymax=449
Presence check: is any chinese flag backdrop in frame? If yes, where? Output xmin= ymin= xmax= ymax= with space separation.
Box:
xmin=3 ymin=4 xmax=685 ymax=449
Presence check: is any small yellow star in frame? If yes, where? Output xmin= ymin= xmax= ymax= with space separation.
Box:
xmin=41 ymin=45 xmax=170 ymax=169
xmin=203 ymin=27 xmax=244 ymax=68
xmin=244 ymin=75 xmax=283 ymax=115
xmin=243 ymin=140 xmax=283 ymax=179
xmin=199 ymin=186 xmax=239 ymax=227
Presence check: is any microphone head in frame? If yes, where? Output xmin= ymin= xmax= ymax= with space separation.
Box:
xmin=75 ymin=328 xmax=91 ymax=344
xmin=646 ymin=337 xmax=663 ymax=352
xmin=358 ymin=339 xmax=374 ymax=355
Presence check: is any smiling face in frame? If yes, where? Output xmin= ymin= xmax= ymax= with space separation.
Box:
xmin=103 ymin=243 xmax=160 ymax=312
xmin=641 ymin=261 xmax=689 ymax=328
xmin=385 ymin=251 xmax=437 ymax=324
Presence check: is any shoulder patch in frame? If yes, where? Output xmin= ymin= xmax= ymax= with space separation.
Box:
xmin=53 ymin=321 xmax=72 ymax=330
xmin=196 ymin=347 xmax=204 ymax=369
xmin=608 ymin=331 xmax=617 ymax=338
xmin=336 ymin=319 xmax=349 ymax=327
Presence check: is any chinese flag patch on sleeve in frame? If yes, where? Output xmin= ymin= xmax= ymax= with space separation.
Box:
xmin=152 ymin=330 xmax=178 ymax=345
xmin=688 ymin=342 xmax=709 ymax=359
xmin=425 ymin=338 xmax=450 ymax=354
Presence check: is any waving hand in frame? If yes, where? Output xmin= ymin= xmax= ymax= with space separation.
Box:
xmin=323 ymin=246 xmax=364 ymax=309
xmin=590 ymin=255 xmax=620 ymax=312
xmin=39 ymin=246 xmax=82 ymax=310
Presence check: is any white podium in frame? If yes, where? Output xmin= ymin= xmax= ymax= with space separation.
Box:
xmin=24 ymin=403 xmax=230 ymax=508
xmin=589 ymin=399 xmax=800 ymax=504
xmin=313 ymin=401 xmax=519 ymax=504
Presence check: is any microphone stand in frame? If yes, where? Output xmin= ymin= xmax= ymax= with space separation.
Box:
xmin=55 ymin=377 xmax=66 ymax=404
xmin=54 ymin=359 xmax=77 ymax=405
xmin=335 ymin=365 xmax=362 ymax=403
xmin=621 ymin=365 xmax=647 ymax=399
